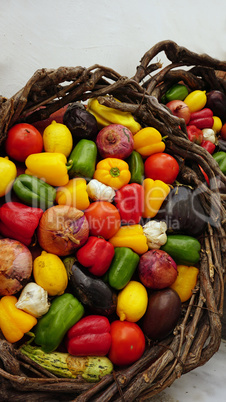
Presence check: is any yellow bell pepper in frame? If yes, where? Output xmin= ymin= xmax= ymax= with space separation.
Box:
xmin=109 ymin=224 xmax=148 ymax=255
xmin=56 ymin=178 xmax=90 ymax=210
xmin=25 ymin=152 xmax=71 ymax=187
xmin=87 ymin=97 xmax=141 ymax=134
xmin=0 ymin=156 xmax=17 ymax=197
xmin=184 ymin=90 xmax=207 ymax=113
xmin=143 ymin=178 xmax=170 ymax=218
xmin=94 ymin=158 xmax=131 ymax=190
xmin=133 ymin=127 xmax=165 ymax=157
xmin=0 ymin=295 xmax=37 ymax=343
xmin=170 ymin=265 xmax=199 ymax=302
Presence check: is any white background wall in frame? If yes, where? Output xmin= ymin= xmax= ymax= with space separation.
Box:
xmin=1 ymin=0 xmax=226 ymax=98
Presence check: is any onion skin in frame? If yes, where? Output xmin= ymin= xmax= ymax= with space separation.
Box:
xmin=37 ymin=205 xmax=89 ymax=256
xmin=0 ymin=238 xmax=32 ymax=296
xmin=96 ymin=124 xmax=134 ymax=159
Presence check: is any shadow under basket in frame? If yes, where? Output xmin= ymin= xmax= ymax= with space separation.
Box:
xmin=0 ymin=40 xmax=226 ymax=401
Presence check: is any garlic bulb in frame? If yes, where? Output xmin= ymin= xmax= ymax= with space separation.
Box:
xmin=202 ymin=128 xmax=216 ymax=144
xmin=87 ymin=179 xmax=115 ymax=202
xmin=143 ymin=220 xmax=167 ymax=249
xmin=16 ymin=282 xmax=50 ymax=318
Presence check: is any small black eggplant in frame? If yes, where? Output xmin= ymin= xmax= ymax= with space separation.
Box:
xmin=155 ymin=185 xmax=208 ymax=237
xmin=63 ymin=257 xmax=117 ymax=316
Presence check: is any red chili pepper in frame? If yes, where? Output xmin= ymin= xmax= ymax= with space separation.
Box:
xmin=76 ymin=236 xmax=115 ymax=276
xmin=0 ymin=202 xmax=43 ymax=246
xmin=187 ymin=125 xmax=203 ymax=145
xmin=188 ymin=116 xmax=214 ymax=129
xmin=199 ymin=165 xmax=210 ymax=185
xmin=66 ymin=315 xmax=111 ymax=356
xmin=114 ymin=183 xmax=144 ymax=224
xmin=190 ymin=108 xmax=213 ymax=120
xmin=200 ymin=140 xmax=216 ymax=154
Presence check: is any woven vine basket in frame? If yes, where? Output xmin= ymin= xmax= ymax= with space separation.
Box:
xmin=0 ymin=40 xmax=226 ymax=401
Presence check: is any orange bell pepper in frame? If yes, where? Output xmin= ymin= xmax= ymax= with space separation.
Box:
xmin=56 ymin=178 xmax=90 ymax=210
xmin=170 ymin=265 xmax=199 ymax=302
xmin=94 ymin=158 xmax=131 ymax=190
xmin=133 ymin=127 xmax=165 ymax=157
xmin=109 ymin=224 xmax=148 ymax=255
xmin=0 ymin=295 xmax=37 ymax=343
xmin=143 ymin=178 xmax=170 ymax=218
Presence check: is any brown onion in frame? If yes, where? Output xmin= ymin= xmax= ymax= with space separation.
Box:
xmin=0 ymin=238 xmax=32 ymax=296
xmin=37 ymin=205 xmax=89 ymax=256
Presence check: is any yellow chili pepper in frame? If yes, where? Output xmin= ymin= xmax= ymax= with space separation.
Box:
xmin=25 ymin=152 xmax=71 ymax=187
xmin=0 ymin=295 xmax=37 ymax=343
xmin=143 ymin=178 xmax=170 ymax=218
xmin=87 ymin=97 xmax=141 ymax=134
xmin=0 ymin=156 xmax=17 ymax=197
xmin=212 ymin=116 xmax=222 ymax=134
xmin=133 ymin=127 xmax=165 ymax=157
xmin=94 ymin=158 xmax=131 ymax=190
xmin=56 ymin=178 xmax=90 ymax=210
xmin=170 ymin=265 xmax=199 ymax=302
xmin=109 ymin=224 xmax=148 ymax=255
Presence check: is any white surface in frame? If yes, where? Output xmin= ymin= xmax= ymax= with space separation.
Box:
xmin=1 ymin=0 xmax=226 ymax=98
xmin=1 ymin=2 xmax=226 ymax=400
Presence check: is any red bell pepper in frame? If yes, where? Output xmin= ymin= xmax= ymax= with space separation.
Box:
xmin=66 ymin=315 xmax=111 ymax=356
xmin=76 ymin=236 xmax=115 ymax=276
xmin=187 ymin=125 xmax=203 ymax=145
xmin=200 ymin=140 xmax=216 ymax=154
xmin=0 ymin=202 xmax=43 ymax=246
xmin=114 ymin=183 xmax=144 ymax=224
xmin=190 ymin=108 xmax=213 ymax=121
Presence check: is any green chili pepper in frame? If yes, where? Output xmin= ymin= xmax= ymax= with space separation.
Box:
xmin=161 ymin=84 xmax=189 ymax=104
xmin=34 ymin=293 xmax=84 ymax=353
xmin=108 ymin=247 xmax=140 ymax=290
xmin=126 ymin=151 xmax=144 ymax=184
xmin=13 ymin=174 xmax=56 ymax=209
xmin=68 ymin=139 xmax=97 ymax=180
xmin=161 ymin=234 xmax=201 ymax=266
xmin=212 ymin=151 xmax=226 ymax=175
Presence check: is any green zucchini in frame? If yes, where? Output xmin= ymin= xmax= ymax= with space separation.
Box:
xmin=20 ymin=344 xmax=113 ymax=382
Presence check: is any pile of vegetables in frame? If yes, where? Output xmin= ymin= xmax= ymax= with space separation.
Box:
xmin=0 ymin=40 xmax=225 ymax=401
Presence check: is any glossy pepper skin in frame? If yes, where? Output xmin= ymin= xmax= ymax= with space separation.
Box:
xmin=13 ymin=174 xmax=56 ymax=210
xmin=0 ymin=156 xmax=17 ymax=197
xmin=114 ymin=183 xmax=144 ymax=225
xmin=126 ymin=150 xmax=144 ymax=185
xmin=133 ymin=127 xmax=165 ymax=157
xmin=0 ymin=202 xmax=43 ymax=246
xmin=108 ymin=247 xmax=140 ymax=290
xmin=200 ymin=140 xmax=216 ymax=154
xmin=161 ymin=234 xmax=201 ymax=266
xmin=170 ymin=265 xmax=199 ymax=302
xmin=66 ymin=315 xmax=111 ymax=356
xmin=94 ymin=158 xmax=131 ymax=190
xmin=56 ymin=178 xmax=90 ymax=210
xmin=212 ymin=151 xmax=226 ymax=174
xmin=0 ymin=295 xmax=37 ymax=343
xmin=68 ymin=139 xmax=97 ymax=180
xmin=25 ymin=152 xmax=71 ymax=187
xmin=34 ymin=293 xmax=84 ymax=353
xmin=109 ymin=224 xmax=148 ymax=255
xmin=87 ymin=97 xmax=141 ymax=134
xmin=76 ymin=236 xmax=115 ymax=276
xmin=161 ymin=83 xmax=189 ymax=103
xmin=187 ymin=125 xmax=203 ymax=145
xmin=143 ymin=178 xmax=170 ymax=219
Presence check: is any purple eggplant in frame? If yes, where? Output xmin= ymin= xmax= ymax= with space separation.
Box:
xmin=206 ymin=90 xmax=226 ymax=123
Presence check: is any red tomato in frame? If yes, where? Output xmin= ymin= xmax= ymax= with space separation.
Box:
xmin=220 ymin=123 xmax=226 ymax=141
xmin=5 ymin=123 xmax=43 ymax=162
xmin=144 ymin=153 xmax=179 ymax=184
xmin=108 ymin=321 xmax=145 ymax=366
xmin=85 ymin=201 xmax=121 ymax=240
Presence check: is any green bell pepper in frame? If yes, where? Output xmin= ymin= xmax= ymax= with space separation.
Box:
xmin=68 ymin=139 xmax=97 ymax=180
xmin=161 ymin=83 xmax=189 ymax=104
xmin=212 ymin=151 xmax=226 ymax=175
xmin=13 ymin=174 xmax=56 ymax=209
xmin=126 ymin=151 xmax=144 ymax=184
xmin=108 ymin=247 xmax=140 ymax=290
xmin=34 ymin=293 xmax=84 ymax=353
xmin=161 ymin=234 xmax=201 ymax=266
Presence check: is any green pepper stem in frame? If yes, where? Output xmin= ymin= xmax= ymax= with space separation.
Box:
xmin=110 ymin=167 xmax=120 ymax=177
